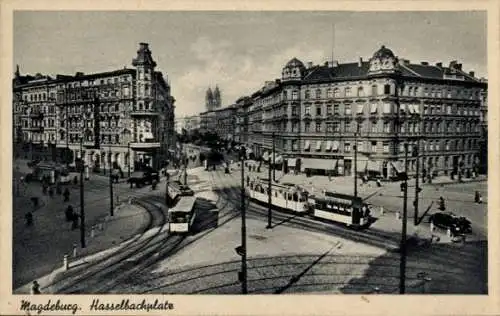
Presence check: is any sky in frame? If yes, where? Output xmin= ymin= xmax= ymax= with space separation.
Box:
xmin=13 ymin=11 xmax=487 ymax=117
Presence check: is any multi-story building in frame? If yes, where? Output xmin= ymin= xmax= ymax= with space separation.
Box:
xmin=234 ymin=96 xmax=252 ymax=145
xmin=13 ymin=43 xmax=175 ymax=172
xmin=175 ymin=115 xmax=201 ymax=134
xmin=199 ymin=105 xmax=237 ymax=142
xmin=242 ymin=45 xmax=487 ymax=179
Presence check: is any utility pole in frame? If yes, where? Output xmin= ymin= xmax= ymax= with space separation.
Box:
xmin=414 ymin=135 xmax=420 ymax=226
xmin=79 ymin=137 xmax=86 ymax=248
xmin=127 ymin=142 xmax=131 ymax=178
xmin=354 ymin=121 xmax=360 ymax=198
xmin=400 ymin=142 xmax=409 ymax=294
xmin=109 ymin=146 xmax=114 ymax=217
xmin=267 ymin=133 xmax=273 ymax=229
xmin=183 ymin=145 xmax=188 ymax=185
xmin=240 ymin=146 xmax=248 ymax=294
xmin=272 ymin=132 xmax=276 ymax=182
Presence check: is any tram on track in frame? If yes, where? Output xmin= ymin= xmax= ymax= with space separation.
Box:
xmin=308 ymin=191 xmax=371 ymax=228
xmin=246 ymin=178 xmax=371 ymax=228
xmin=168 ymin=196 xmax=197 ymax=233
xmin=246 ymin=178 xmax=309 ymax=213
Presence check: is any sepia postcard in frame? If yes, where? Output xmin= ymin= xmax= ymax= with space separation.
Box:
xmin=0 ymin=0 xmax=499 ymax=315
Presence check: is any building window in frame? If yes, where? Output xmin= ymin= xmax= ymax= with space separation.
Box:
xmin=316 ymin=105 xmax=322 ymax=116
xmin=371 ymin=121 xmax=378 ymax=133
xmin=327 ymin=88 xmax=333 ymax=98
xmin=371 ymin=85 xmax=378 ymax=96
xmin=305 ymin=90 xmax=310 ymax=99
xmin=357 ymin=141 xmax=364 ymax=152
xmin=383 ymin=103 xmax=391 ymax=113
xmin=345 ymin=104 xmax=351 ymax=115
xmin=315 ymin=89 xmax=321 ymax=99
xmin=292 ymin=122 xmax=299 ymax=133
xmin=344 ymin=142 xmax=351 ymax=153
xmin=292 ymin=106 xmax=298 ymax=116
xmin=326 ymin=122 xmax=332 ymax=133
xmin=305 ymin=122 xmax=310 ymax=132
xmin=282 ymin=91 xmax=288 ymax=100
xmin=383 ymin=142 xmax=389 ymax=153
xmin=315 ymin=122 xmax=322 ymax=132
xmin=371 ymin=141 xmax=377 ymax=153
xmin=334 ymin=88 xmax=340 ymax=98
xmin=333 ymin=121 xmax=340 ymax=132
xmin=305 ymin=105 xmax=311 ymax=115
xmin=327 ymin=104 xmax=333 ymax=115
xmin=345 ymin=87 xmax=352 ymax=97
xmin=384 ymin=84 xmax=391 ymax=95
xmin=292 ymin=140 xmax=298 ymax=151
xmin=292 ymin=90 xmax=299 ymax=100
xmin=384 ymin=121 xmax=391 ymax=133
xmin=357 ymin=87 xmax=364 ymax=97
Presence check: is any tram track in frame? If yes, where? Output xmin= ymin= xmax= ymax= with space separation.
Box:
xmin=212 ymin=170 xmax=400 ymax=252
xmin=46 ymin=196 xmax=172 ymax=294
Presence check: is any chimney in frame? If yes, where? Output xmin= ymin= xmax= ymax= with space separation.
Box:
xmin=469 ymin=71 xmax=475 ymax=77
xmin=332 ymin=60 xmax=339 ymax=67
xmin=307 ymin=61 xmax=313 ymax=68
xmin=139 ymin=42 xmax=149 ymax=50
xmin=324 ymin=61 xmax=329 ymax=66
xmin=449 ymin=60 xmax=457 ymax=69
xmin=358 ymin=57 xmax=363 ymax=67
xmin=435 ymin=62 xmax=443 ymax=68
xmin=420 ymin=61 xmax=429 ymax=66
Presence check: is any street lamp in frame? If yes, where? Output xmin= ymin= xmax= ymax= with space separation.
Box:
xmin=353 ymin=118 xmax=362 ymax=198
xmin=78 ymin=136 xmax=86 ymax=248
xmin=237 ymin=146 xmax=248 ymax=294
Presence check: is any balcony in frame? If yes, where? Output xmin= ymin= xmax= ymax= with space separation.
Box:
xmin=29 ymin=112 xmax=44 ymax=119
xmin=26 ymin=126 xmax=44 ymax=132
xmin=130 ymin=108 xmax=160 ymax=117
xmin=130 ymin=141 xmax=161 ymax=149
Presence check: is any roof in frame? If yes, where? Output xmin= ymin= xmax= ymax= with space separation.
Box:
xmin=285 ymin=57 xmax=305 ymax=69
xmin=372 ymin=45 xmax=395 ymax=59
xmin=302 ymin=60 xmax=484 ymax=84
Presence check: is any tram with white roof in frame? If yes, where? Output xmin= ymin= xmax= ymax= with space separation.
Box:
xmin=168 ymin=196 xmax=197 ymax=233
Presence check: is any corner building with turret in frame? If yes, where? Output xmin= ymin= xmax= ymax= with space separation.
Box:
xmin=244 ymin=45 xmax=487 ymax=179
xmin=12 ymin=43 xmax=175 ymax=172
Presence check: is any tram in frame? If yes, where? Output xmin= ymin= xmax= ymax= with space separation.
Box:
xmin=168 ymin=196 xmax=197 ymax=233
xmin=246 ymin=178 xmax=309 ymax=213
xmin=308 ymin=191 xmax=371 ymax=227
xmin=31 ymin=162 xmax=71 ymax=184
xmin=246 ymin=178 xmax=371 ymax=228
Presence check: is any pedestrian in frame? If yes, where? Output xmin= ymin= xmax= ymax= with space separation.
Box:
xmin=25 ymin=212 xmax=33 ymax=226
xmin=71 ymin=212 xmax=79 ymax=230
xmin=438 ymin=196 xmax=446 ymax=211
xmin=474 ymin=191 xmax=480 ymax=203
xmin=42 ymin=183 xmax=48 ymax=195
xmin=30 ymin=281 xmax=41 ymax=295
xmin=376 ymin=178 xmax=382 ymax=187
xmin=65 ymin=205 xmax=74 ymax=222
xmin=151 ymin=179 xmax=157 ymax=190
xmin=63 ymin=188 xmax=70 ymax=202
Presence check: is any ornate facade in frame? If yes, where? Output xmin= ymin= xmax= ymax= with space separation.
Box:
xmin=242 ymin=45 xmax=487 ymax=178
xmin=13 ymin=43 xmax=175 ymax=171
xmin=205 ymin=85 xmax=222 ymax=111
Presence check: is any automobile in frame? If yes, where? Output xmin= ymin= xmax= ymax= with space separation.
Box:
xmin=27 ymin=159 xmax=41 ymax=168
xmin=127 ymin=169 xmax=159 ymax=188
xmin=429 ymin=212 xmax=472 ymax=235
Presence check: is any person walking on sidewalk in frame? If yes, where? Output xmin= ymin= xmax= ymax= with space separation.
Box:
xmin=63 ymin=188 xmax=70 ymax=202
xmin=30 ymin=281 xmax=41 ymax=295
xmin=438 ymin=196 xmax=446 ymax=211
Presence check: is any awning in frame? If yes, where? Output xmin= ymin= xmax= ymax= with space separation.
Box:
xmin=262 ymin=151 xmax=269 ymax=161
xmin=413 ymin=104 xmax=420 ymax=113
xmin=288 ymin=158 xmax=297 ymax=167
xmin=301 ymin=158 xmax=338 ymax=171
xmin=315 ymin=141 xmax=322 ymax=151
xmin=304 ymin=140 xmax=311 ymax=150
xmin=332 ymin=141 xmax=340 ymax=151
xmin=274 ymin=155 xmax=283 ymax=164
xmin=366 ymin=160 xmax=381 ymax=173
xmin=143 ymin=132 xmax=154 ymax=139
xmin=400 ymin=104 xmax=406 ymax=113
xmin=354 ymin=156 xmax=368 ymax=171
xmin=408 ymin=104 xmax=415 ymax=114
xmin=391 ymin=161 xmax=404 ymax=173
xmin=370 ymin=104 xmax=378 ymax=113
xmin=325 ymin=141 xmax=333 ymax=151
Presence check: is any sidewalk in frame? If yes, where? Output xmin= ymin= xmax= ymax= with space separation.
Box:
xmin=14 ymin=202 xmax=150 ymax=294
